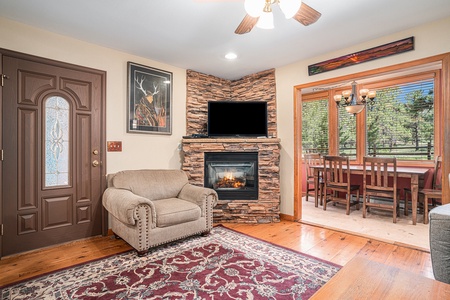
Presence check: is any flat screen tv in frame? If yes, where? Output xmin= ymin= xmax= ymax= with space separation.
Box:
xmin=207 ymin=101 xmax=268 ymax=137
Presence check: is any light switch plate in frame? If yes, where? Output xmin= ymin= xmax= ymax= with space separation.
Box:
xmin=107 ymin=141 xmax=122 ymax=152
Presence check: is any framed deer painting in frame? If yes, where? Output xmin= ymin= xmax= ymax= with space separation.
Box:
xmin=127 ymin=62 xmax=172 ymax=134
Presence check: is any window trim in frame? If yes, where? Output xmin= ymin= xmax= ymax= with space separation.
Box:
xmin=300 ymin=70 xmax=441 ymax=166
xmin=293 ymin=52 xmax=450 ymax=221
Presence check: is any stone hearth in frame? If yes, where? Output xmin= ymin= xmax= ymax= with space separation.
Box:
xmin=182 ymin=138 xmax=280 ymax=223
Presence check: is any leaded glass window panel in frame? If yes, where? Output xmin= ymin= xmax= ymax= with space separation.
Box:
xmin=45 ymin=96 xmax=70 ymax=187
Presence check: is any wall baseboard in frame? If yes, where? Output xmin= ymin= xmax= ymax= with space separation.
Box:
xmin=280 ymin=213 xmax=296 ymax=222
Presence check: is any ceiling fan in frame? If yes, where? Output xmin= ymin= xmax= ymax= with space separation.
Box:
xmin=235 ymin=0 xmax=321 ymax=34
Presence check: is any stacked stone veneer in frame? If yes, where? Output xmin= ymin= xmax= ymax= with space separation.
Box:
xmin=182 ymin=138 xmax=280 ymax=223
xmin=186 ymin=69 xmax=277 ymax=137
xmin=182 ymin=69 xmax=280 ymax=223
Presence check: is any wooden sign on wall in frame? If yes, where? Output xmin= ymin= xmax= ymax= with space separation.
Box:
xmin=308 ymin=36 xmax=414 ymax=76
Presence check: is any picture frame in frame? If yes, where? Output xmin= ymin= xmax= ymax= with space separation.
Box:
xmin=308 ymin=37 xmax=415 ymax=76
xmin=127 ymin=62 xmax=172 ymax=134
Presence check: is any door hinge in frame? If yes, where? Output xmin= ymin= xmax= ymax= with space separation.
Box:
xmin=0 ymin=224 xmax=3 ymax=236
xmin=1 ymin=149 xmax=3 ymax=161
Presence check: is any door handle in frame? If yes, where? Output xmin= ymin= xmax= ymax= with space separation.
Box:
xmin=92 ymin=160 xmax=99 ymax=167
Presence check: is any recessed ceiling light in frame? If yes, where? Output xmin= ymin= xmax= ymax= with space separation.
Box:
xmin=225 ymin=52 xmax=237 ymax=60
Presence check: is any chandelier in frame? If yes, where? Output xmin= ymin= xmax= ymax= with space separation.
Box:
xmin=333 ymin=81 xmax=377 ymax=115
xmin=244 ymin=0 xmax=302 ymax=29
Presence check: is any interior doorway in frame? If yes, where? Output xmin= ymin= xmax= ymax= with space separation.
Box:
xmin=1 ymin=50 xmax=107 ymax=257
xmin=293 ymin=54 xmax=450 ymax=221
xmin=293 ymin=54 xmax=450 ymax=251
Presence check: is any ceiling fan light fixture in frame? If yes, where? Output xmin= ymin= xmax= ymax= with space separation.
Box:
xmin=235 ymin=0 xmax=320 ymax=35
xmin=256 ymin=11 xmax=274 ymax=29
xmin=279 ymin=0 xmax=302 ymax=19
xmin=244 ymin=0 xmax=265 ymax=17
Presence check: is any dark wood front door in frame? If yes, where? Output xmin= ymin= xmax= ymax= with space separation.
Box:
xmin=1 ymin=50 xmax=106 ymax=257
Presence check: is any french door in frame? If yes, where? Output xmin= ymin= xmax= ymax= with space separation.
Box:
xmin=1 ymin=50 xmax=106 ymax=257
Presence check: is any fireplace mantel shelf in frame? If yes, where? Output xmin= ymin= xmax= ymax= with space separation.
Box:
xmin=182 ymin=137 xmax=281 ymax=144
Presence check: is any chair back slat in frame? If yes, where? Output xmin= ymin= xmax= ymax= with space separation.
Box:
xmin=362 ymin=156 xmax=398 ymax=223
xmin=434 ymin=156 xmax=442 ymax=190
xmin=323 ymin=155 xmax=360 ymax=215
xmin=364 ymin=157 xmax=397 ymax=193
xmin=304 ymin=153 xmax=321 ymax=180
xmin=323 ymin=155 xmax=350 ymax=191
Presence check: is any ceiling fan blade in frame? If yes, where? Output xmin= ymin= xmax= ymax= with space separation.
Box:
xmin=293 ymin=2 xmax=322 ymax=26
xmin=235 ymin=14 xmax=259 ymax=34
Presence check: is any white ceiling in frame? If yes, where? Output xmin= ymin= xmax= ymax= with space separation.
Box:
xmin=1 ymin=0 xmax=450 ymax=80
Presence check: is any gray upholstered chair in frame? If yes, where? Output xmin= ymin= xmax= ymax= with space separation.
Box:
xmin=103 ymin=169 xmax=218 ymax=256
xmin=429 ymin=203 xmax=450 ymax=284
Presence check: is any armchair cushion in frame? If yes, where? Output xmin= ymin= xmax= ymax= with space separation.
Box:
xmin=153 ymin=198 xmax=201 ymax=227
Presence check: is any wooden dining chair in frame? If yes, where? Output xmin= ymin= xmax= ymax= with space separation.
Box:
xmin=322 ymin=156 xmax=360 ymax=215
xmin=304 ymin=153 xmax=324 ymax=205
xmin=362 ymin=157 xmax=399 ymax=223
xmin=404 ymin=156 xmax=442 ymax=224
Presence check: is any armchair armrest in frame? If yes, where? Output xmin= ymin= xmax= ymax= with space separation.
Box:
xmin=178 ymin=184 xmax=218 ymax=214
xmin=102 ymin=188 xmax=156 ymax=226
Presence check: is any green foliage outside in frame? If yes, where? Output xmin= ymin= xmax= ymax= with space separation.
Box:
xmin=302 ymin=80 xmax=434 ymax=160
xmin=338 ymin=106 xmax=357 ymax=158
xmin=366 ymin=84 xmax=434 ymax=160
xmin=302 ymin=99 xmax=328 ymax=155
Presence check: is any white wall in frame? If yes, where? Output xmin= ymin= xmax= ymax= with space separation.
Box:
xmin=276 ymin=16 xmax=450 ymax=215
xmin=2 ymin=16 xmax=450 ymax=217
xmin=0 ymin=17 xmax=187 ymax=174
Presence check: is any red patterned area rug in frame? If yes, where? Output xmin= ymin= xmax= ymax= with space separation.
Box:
xmin=0 ymin=226 xmax=341 ymax=299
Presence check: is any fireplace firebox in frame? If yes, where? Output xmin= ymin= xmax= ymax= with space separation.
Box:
xmin=204 ymin=152 xmax=258 ymax=200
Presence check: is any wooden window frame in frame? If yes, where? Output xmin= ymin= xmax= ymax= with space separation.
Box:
xmin=293 ymin=53 xmax=450 ymax=220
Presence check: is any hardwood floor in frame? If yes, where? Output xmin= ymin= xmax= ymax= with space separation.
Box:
xmin=0 ymin=221 xmax=434 ymax=287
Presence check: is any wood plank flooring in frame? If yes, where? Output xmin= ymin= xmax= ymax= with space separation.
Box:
xmin=0 ymin=221 xmax=434 ymax=287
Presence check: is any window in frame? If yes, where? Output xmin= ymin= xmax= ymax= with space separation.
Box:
xmin=301 ymin=92 xmax=328 ymax=155
xmin=301 ymin=70 xmax=440 ymax=162
xmin=366 ymin=78 xmax=434 ymax=160
xmin=45 ymin=96 xmax=70 ymax=187
xmin=338 ymin=105 xmax=357 ymax=158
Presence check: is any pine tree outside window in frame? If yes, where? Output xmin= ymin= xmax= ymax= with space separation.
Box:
xmin=338 ymin=105 xmax=357 ymax=158
xmin=301 ymin=92 xmax=329 ymax=155
xmin=365 ymin=77 xmax=434 ymax=160
xmin=300 ymin=71 xmax=439 ymax=162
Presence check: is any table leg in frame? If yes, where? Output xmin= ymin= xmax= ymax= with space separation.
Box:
xmin=411 ymin=174 xmax=419 ymax=225
xmin=314 ymin=168 xmax=319 ymax=207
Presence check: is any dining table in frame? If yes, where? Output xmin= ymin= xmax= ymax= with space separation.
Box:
xmin=311 ymin=164 xmax=430 ymax=225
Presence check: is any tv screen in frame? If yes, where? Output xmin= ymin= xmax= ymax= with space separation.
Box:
xmin=207 ymin=101 xmax=268 ymax=137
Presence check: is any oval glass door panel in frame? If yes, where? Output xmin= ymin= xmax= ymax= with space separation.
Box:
xmin=45 ymin=96 xmax=70 ymax=187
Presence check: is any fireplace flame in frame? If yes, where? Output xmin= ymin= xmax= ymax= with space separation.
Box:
xmin=215 ymin=173 xmax=246 ymax=189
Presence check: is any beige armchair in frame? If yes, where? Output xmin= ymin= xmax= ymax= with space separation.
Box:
xmin=103 ymin=169 xmax=218 ymax=256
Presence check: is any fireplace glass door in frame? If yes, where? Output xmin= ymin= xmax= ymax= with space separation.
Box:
xmin=204 ymin=152 xmax=258 ymax=200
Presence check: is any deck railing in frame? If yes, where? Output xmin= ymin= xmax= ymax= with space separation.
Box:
xmin=304 ymin=143 xmax=434 ymax=160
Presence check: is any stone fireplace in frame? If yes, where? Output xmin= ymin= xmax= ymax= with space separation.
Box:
xmin=182 ymin=69 xmax=280 ymax=223
xmin=182 ymin=138 xmax=280 ymax=223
